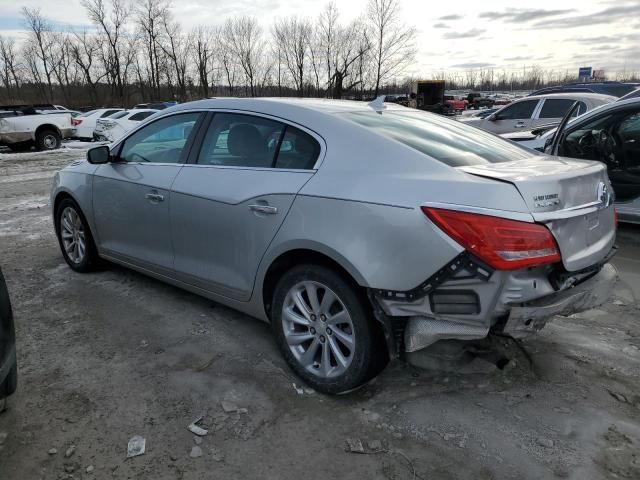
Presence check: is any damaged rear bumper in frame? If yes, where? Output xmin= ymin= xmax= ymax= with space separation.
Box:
xmin=378 ymin=261 xmax=617 ymax=354
xmin=499 ymin=262 xmax=617 ymax=338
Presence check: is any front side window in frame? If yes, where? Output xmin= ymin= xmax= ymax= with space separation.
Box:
xmin=197 ymin=113 xmax=320 ymax=169
xmin=344 ymin=110 xmax=538 ymax=167
xmin=119 ymin=113 xmax=201 ymax=164
xmin=495 ymin=100 xmax=538 ymax=120
xmin=539 ymin=99 xmax=584 ymax=119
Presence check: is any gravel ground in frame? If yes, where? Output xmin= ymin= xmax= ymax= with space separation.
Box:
xmin=0 ymin=147 xmax=639 ymax=480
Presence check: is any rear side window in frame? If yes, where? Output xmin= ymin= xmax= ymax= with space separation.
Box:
xmin=539 ymin=99 xmax=584 ymax=119
xmin=274 ymin=126 xmax=320 ymax=169
xmin=129 ymin=111 xmax=155 ymax=121
xmin=496 ymin=100 xmax=538 ymax=120
xmin=344 ymin=110 xmax=538 ymax=167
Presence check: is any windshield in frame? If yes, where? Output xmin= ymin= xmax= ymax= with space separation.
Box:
xmin=343 ymin=110 xmax=540 ymax=167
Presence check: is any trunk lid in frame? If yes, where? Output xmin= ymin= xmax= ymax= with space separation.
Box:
xmin=459 ymin=156 xmax=616 ymax=272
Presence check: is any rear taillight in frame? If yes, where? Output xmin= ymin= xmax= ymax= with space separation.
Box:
xmin=422 ymin=207 xmax=561 ymax=270
xmin=614 ymin=207 xmax=618 ymax=227
xmin=72 ymin=118 xmax=82 ymax=126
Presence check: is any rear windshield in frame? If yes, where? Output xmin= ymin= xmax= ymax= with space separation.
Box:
xmin=109 ymin=111 xmax=129 ymax=119
xmin=343 ymin=110 xmax=539 ymax=167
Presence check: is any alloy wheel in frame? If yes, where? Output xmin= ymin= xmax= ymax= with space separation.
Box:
xmin=281 ymin=281 xmax=355 ymax=378
xmin=60 ymin=207 xmax=86 ymax=264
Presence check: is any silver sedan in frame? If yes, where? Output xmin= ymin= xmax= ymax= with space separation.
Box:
xmin=51 ymin=98 xmax=617 ymax=393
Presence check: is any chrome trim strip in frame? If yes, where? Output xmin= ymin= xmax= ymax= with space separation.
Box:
xmin=532 ymin=203 xmax=603 ymax=222
xmin=421 ymin=202 xmax=534 ymax=222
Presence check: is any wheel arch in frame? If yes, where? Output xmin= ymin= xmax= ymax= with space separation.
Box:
xmin=260 ymin=244 xmax=369 ymax=321
xmin=34 ymin=123 xmax=62 ymax=140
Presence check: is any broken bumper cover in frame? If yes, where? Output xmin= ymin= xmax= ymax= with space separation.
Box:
xmin=403 ymin=262 xmax=617 ymax=352
xmin=500 ymin=262 xmax=617 ymax=338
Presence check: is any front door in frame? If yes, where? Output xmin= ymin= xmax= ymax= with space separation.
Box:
xmin=170 ymin=112 xmax=321 ymax=301
xmin=92 ymin=112 xmax=203 ymax=273
xmin=485 ymin=99 xmax=539 ymax=134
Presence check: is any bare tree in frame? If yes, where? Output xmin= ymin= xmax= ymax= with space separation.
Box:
xmin=22 ymin=7 xmax=55 ymax=101
xmin=0 ymin=36 xmax=21 ymax=96
xmin=160 ymin=17 xmax=190 ymax=101
xmin=222 ymin=16 xmax=268 ymax=97
xmin=318 ymin=2 xmax=340 ymax=95
xmin=192 ymin=26 xmax=215 ymax=98
xmin=367 ymin=0 xmax=416 ymax=97
xmin=81 ymin=0 xmax=131 ymax=103
xmin=70 ymin=30 xmax=108 ymax=105
xmin=273 ymin=16 xmax=311 ymax=96
xmin=136 ymin=0 xmax=169 ymax=97
xmin=330 ymin=19 xmax=372 ymax=99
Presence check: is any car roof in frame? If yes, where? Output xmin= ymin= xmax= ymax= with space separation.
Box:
xmin=520 ymin=92 xmax=616 ymax=102
xmin=167 ymin=97 xmax=409 ymax=116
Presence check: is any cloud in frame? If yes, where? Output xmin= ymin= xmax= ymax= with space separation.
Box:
xmin=433 ymin=22 xmax=448 ymax=29
xmin=442 ymin=28 xmax=485 ymax=39
xmin=479 ymin=8 xmax=575 ymax=23
xmin=533 ymin=4 xmax=640 ymax=29
xmin=438 ymin=14 xmax=463 ymax=21
xmin=504 ymin=56 xmax=528 ymax=61
xmin=450 ymin=62 xmax=495 ymax=69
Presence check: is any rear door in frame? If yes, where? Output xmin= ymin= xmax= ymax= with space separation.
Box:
xmin=170 ymin=111 xmax=322 ymax=300
xmin=92 ymin=112 xmax=203 ymax=273
xmin=532 ymin=98 xmax=585 ymax=129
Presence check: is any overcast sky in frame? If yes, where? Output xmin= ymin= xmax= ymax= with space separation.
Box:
xmin=0 ymin=0 xmax=639 ymax=77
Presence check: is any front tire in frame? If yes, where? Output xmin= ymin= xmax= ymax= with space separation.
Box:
xmin=55 ymin=198 xmax=99 ymax=272
xmin=271 ymin=264 xmax=377 ymax=394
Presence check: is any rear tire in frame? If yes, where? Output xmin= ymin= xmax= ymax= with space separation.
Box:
xmin=271 ymin=264 xmax=379 ymax=394
xmin=55 ymin=198 xmax=99 ymax=273
xmin=35 ymin=129 xmax=61 ymax=151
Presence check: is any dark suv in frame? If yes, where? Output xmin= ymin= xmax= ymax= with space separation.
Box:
xmin=0 ymin=268 xmax=17 ymax=403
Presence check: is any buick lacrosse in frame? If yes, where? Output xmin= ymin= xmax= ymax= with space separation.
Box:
xmin=51 ymin=98 xmax=617 ymax=393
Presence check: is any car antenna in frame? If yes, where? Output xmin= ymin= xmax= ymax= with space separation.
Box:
xmin=368 ymin=95 xmax=386 ymax=113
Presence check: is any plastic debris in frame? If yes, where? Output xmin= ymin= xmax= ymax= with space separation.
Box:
xmin=345 ymin=438 xmax=365 ymax=453
xmin=187 ymin=417 xmax=208 ymax=436
xmin=292 ymin=383 xmax=304 ymax=395
xmin=221 ymin=401 xmax=239 ymax=413
xmin=86 ymin=465 xmax=94 ymax=474
xmin=190 ymin=445 xmax=203 ymax=458
xmin=126 ymin=435 xmax=146 ymax=458
xmin=48 ymin=448 xmax=58 ymax=455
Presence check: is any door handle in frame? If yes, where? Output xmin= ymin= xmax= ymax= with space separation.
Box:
xmin=145 ymin=192 xmax=164 ymax=202
xmin=249 ymin=204 xmax=278 ymax=215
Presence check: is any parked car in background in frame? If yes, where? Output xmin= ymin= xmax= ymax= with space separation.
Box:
xmin=0 ymin=106 xmax=73 ymax=151
xmin=544 ymin=97 xmax=640 ymax=224
xmin=72 ymin=108 xmax=125 ymax=141
xmin=460 ymin=93 xmax=614 ymax=134
xmin=466 ymin=92 xmax=494 ymax=109
xmin=52 ymin=98 xmax=616 ymax=393
xmin=94 ymin=109 xmax=158 ymax=142
xmin=530 ymin=81 xmax=640 ymax=98
xmin=133 ymin=101 xmax=178 ymax=110
xmin=444 ymin=95 xmax=467 ymax=111
xmin=0 ymin=267 xmax=17 ymax=404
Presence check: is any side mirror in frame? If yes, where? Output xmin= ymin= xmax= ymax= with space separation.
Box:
xmin=87 ymin=145 xmax=111 ymax=164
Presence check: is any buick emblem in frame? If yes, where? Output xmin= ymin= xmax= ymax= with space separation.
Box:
xmin=596 ymin=181 xmax=611 ymax=207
